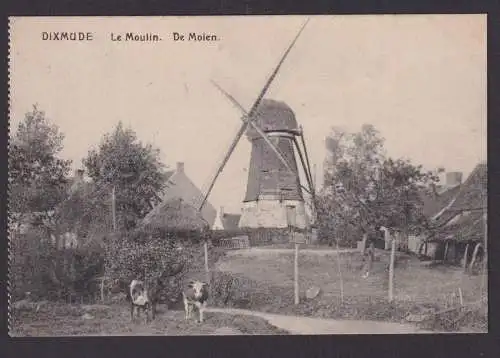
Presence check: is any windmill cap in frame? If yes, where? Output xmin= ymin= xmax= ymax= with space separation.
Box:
xmin=246 ymin=99 xmax=298 ymax=140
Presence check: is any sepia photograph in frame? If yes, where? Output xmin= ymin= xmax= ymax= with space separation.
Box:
xmin=8 ymin=15 xmax=487 ymax=336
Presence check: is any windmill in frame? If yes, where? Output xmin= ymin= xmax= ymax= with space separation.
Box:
xmin=198 ymin=19 xmax=317 ymax=243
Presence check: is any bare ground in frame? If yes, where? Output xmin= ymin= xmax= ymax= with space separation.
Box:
xmin=9 ymin=302 xmax=289 ymax=336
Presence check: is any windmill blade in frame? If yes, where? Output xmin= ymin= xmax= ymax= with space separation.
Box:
xmin=211 ymin=80 xmax=297 ymax=175
xmin=210 ymin=80 xmax=248 ymax=116
xmin=198 ymin=121 xmax=248 ymax=211
xmin=247 ymin=18 xmax=310 ymax=118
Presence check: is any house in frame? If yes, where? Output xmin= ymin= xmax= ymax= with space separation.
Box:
xmin=407 ymin=174 xmax=463 ymax=254
xmin=160 ymin=162 xmax=217 ymax=227
xmin=212 ymin=206 xmax=242 ymax=231
xmin=414 ymin=163 xmax=487 ymax=265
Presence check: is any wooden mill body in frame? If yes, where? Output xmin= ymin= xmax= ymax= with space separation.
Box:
xmin=238 ymin=99 xmax=308 ymax=232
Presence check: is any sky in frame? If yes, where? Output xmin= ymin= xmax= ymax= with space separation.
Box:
xmin=9 ymin=15 xmax=486 ymax=213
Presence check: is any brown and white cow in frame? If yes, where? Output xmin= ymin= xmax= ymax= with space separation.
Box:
xmin=129 ymin=279 xmax=154 ymax=323
xmin=182 ymin=280 xmax=209 ymax=323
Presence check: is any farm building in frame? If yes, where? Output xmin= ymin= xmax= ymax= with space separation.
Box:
xmin=10 ymin=169 xmax=94 ymax=249
xmin=406 ymin=174 xmax=464 ymax=254
xmin=161 ymin=162 xmax=217 ymax=227
xmin=212 ymin=206 xmax=242 ymax=231
xmin=414 ymin=162 xmax=487 ymax=266
xmin=141 ymin=197 xmax=209 ymax=237
xmin=210 ymin=207 xmax=250 ymax=249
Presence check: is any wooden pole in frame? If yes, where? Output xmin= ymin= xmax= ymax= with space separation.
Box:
xmin=294 ymin=242 xmax=300 ymax=305
xmin=360 ymin=233 xmax=368 ymax=255
xmin=111 ymin=186 xmax=117 ymax=231
xmin=469 ymin=243 xmax=482 ymax=272
xmin=313 ymin=164 xmax=317 ymax=192
xmin=335 ymin=239 xmax=344 ymax=303
xmin=388 ymin=236 xmax=396 ymax=302
xmin=100 ymin=277 xmax=105 ymax=302
xmin=463 ymin=243 xmax=470 ymax=273
xmin=481 ymin=212 xmax=487 ymax=293
xmin=204 ymin=241 xmax=210 ymax=282
xmin=292 ymin=137 xmax=314 ymax=195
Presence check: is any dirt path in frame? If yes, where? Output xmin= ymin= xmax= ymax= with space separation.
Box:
xmin=225 ymin=247 xmax=359 ymax=257
xmin=206 ymin=307 xmax=434 ymax=334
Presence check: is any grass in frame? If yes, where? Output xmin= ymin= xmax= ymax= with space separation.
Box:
xmin=213 ymin=248 xmax=487 ymax=332
xmin=10 ymin=302 xmax=289 ymax=336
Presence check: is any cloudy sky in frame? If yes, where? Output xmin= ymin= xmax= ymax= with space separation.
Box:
xmin=10 ymin=15 xmax=486 ymax=213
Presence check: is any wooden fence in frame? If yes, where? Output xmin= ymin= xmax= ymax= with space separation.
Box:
xmin=217 ymin=236 xmax=250 ymax=250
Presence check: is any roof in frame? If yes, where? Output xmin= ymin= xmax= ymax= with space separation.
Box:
xmin=427 ymin=163 xmax=487 ymax=242
xmin=246 ymin=99 xmax=298 ymax=140
xmin=161 ymin=167 xmax=217 ymax=226
xmin=141 ymin=198 xmax=209 ymax=232
xmin=419 ymin=185 xmax=461 ymax=219
xmin=164 ymin=170 xmax=175 ymax=183
xmin=220 ymin=213 xmax=241 ymax=231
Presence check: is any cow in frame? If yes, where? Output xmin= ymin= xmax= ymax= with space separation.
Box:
xmin=182 ymin=280 xmax=209 ymax=323
xmin=129 ymin=279 xmax=154 ymax=323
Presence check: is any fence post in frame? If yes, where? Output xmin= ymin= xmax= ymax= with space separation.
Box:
xmin=111 ymin=186 xmax=117 ymax=231
xmin=100 ymin=277 xmax=105 ymax=302
xmin=360 ymin=233 xmax=368 ymax=254
xmin=463 ymin=243 xmax=470 ymax=273
xmin=294 ymin=242 xmax=300 ymax=305
xmin=204 ymin=240 xmax=210 ymax=282
xmin=388 ymin=236 xmax=396 ymax=302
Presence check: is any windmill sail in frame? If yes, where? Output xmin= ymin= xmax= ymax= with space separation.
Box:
xmin=198 ymin=19 xmax=310 ymax=211
xmin=197 ymin=121 xmax=248 ymax=211
xmin=247 ymin=18 xmax=310 ymax=118
xmin=211 ymin=80 xmax=297 ymax=175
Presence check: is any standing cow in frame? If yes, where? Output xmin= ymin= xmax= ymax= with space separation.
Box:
xmin=129 ymin=279 xmax=154 ymax=323
xmin=182 ymin=280 xmax=209 ymax=323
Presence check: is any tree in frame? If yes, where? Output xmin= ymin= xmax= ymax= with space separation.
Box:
xmin=82 ymin=122 xmax=168 ymax=230
xmin=319 ymin=124 xmax=385 ymax=246
xmin=319 ymin=124 xmax=438 ymax=246
xmin=9 ymin=105 xmax=71 ymax=215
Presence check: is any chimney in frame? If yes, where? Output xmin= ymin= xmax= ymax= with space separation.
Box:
xmin=176 ymin=162 xmax=184 ymax=174
xmin=220 ymin=206 xmax=225 ymax=217
xmin=445 ymin=171 xmax=463 ymax=188
xmin=74 ymin=169 xmax=84 ymax=179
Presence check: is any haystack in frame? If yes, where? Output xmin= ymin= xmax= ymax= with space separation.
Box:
xmin=140 ymin=198 xmax=209 ymax=234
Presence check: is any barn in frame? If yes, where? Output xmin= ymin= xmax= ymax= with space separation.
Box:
xmin=417 ymin=162 xmax=487 ymax=268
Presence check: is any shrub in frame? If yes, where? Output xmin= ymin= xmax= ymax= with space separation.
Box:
xmin=10 ymin=226 xmax=104 ymax=302
xmin=103 ymin=229 xmax=197 ymax=303
xmin=209 ymin=271 xmax=264 ymax=308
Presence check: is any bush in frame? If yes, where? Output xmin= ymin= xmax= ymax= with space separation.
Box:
xmin=103 ymin=230 xmax=198 ymax=303
xmin=10 ymin=226 xmax=104 ymax=302
xmin=209 ymin=271 xmax=260 ymax=307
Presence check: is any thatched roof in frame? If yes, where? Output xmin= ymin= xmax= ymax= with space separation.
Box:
xmin=427 ymin=162 xmax=487 ymax=243
xmin=419 ymin=185 xmax=461 ymax=219
xmin=141 ymin=198 xmax=209 ymax=232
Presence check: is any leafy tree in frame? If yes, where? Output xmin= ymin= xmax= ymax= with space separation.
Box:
xmin=55 ymin=175 xmax=112 ymax=238
xmin=82 ymin=122 xmax=168 ymax=230
xmin=319 ymin=124 xmax=438 ymax=246
xmin=9 ymin=105 xmax=71 ymax=215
